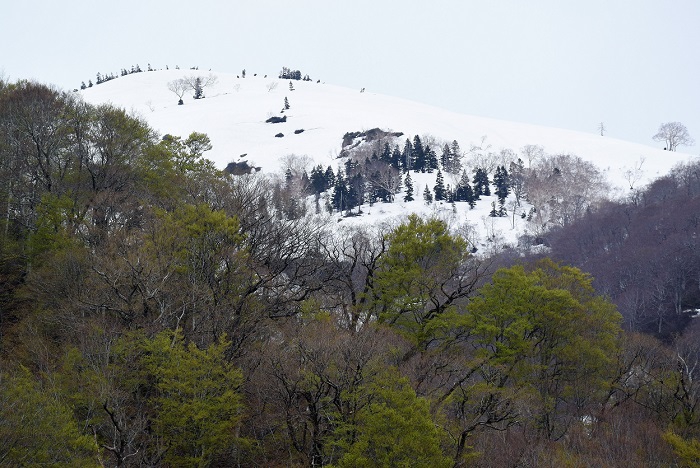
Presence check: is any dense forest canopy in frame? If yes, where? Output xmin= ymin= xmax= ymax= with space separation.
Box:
xmin=2 ymin=78 xmax=700 ymax=466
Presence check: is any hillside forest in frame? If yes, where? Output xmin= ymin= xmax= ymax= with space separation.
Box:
xmin=2 ymin=79 xmax=700 ymax=467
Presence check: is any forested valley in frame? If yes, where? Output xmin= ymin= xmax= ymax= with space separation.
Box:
xmin=2 ymin=79 xmax=700 ymax=467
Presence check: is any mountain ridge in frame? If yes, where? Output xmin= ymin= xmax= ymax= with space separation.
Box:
xmin=79 ymin=69 xmax=694 ymax=188
xmin=78 ymin=69 xmax=697 ymax=251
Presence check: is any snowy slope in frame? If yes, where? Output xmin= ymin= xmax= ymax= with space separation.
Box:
xmin=79 ymin=69 xmax=696 ymax=250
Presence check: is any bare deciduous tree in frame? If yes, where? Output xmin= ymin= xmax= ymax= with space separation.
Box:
xmin=167 ymin=74 xmax=218 ymax=103
xmin=520 ymin=144 xmax=545 ymax=168
xmin=623 ymin=156 xmax=646 ymax=190
xmin=183 ymin=73 xmax=218 ymax=99
xmin=525 ymin=153 xmax=609 ymax=231
xmin=167 ymin=78 xmax=188 ymax=105
xmin=653 ymin=121 xmax=694 ymax=151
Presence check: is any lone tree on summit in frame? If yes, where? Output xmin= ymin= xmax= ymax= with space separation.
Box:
xmin=167 ymin=78 xmax=189 ymax=105
xmin=653 ymin=121 xmax=694 ymax=151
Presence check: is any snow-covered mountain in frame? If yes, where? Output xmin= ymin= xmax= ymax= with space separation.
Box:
xmin=79 ymin=69 xmax=696 ymax=250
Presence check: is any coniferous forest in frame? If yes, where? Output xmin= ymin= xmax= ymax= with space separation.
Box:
xmin=3 ymin=78 xmax=700 ymax=467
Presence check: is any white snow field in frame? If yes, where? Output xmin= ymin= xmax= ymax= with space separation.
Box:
xmin=80 ymin=69 xmax=696 ymax=250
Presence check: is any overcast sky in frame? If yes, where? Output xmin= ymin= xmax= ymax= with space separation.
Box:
xmin=2 ymin=0 xmax=698 ymax=150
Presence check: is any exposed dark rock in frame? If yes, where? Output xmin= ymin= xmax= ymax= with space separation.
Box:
xmin=341 ymin=128 xmax=404 ymax=148
xmin=224 ymin=160 xmax=261 ymax=175
xmin=266 ymin=115 xmax=287 ymax=124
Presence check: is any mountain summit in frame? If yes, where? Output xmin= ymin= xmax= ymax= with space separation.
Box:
xmin=80 ymin=69 xmax=691 ymax=185
xmin=79 ymin=69 xmax=695 ymax=250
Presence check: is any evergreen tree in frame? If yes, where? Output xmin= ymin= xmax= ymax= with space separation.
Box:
xmin=412 ymin=135 xmax=426 ymax=172
xmin=333 ymin=171 xmax=349 ymax=212
xmin=300 ymin=170 xmax=310 ymax=194
xmin=404 ymin=173 xmax=414 ymax=202
xmin=482 ymin=171 xmax=491 ymax=196
xmin=289 ymin=81 xmax=295 ymax=91
xmin=493 ymin=165 xmax=510 ymax=215
xmin=284 ymin=96 xmax=290 ymax=109
xmin=402 ymin=139 xmax=413 ymax=172
xmin=423 ymin=186 xmax=433 ymax=204
xmin=449 ymin=140 xmax=463 ymax=173
xmin=446 ymin=184 xmax=454 ymax=203
xmin=380 ymin=142 xmax=392 ymax=165
xmin=455 ymin=170 xmax=476 ymax=207
xmin=344 ymin=158 xmax=358 ymax=176
xmin=466 ymin=185 xmax=476 ymax=208
xmin=193 ymin=77 xmax=204 ymax=99
xmin=324 ymin=165 xmax=336 ymax=188
xmin=440 ymin=143 xmax=452 ymax=172
xmin=347 ymin=173 xmax=365 ymax=212
xmin=489 ymin=200 xmax=499 ymax=217
xmin=310 ymin=165 xmax=330 ymax=194
xmin=473 ymin=168 xmax=490 ymax=198
xmin=434 ymin=169 xmax=446 ymax=201
xmin=284 ymin=168 xmax=294 ymax=190
xmin=391 ymin=145 xmax=403 ymax=170
xmin=450 ymin=140 xmax=462 ymax=159
xmin=426 ymin=145 xmax=439 ymax=173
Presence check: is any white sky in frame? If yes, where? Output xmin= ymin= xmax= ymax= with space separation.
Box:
xmin=2 ymin=0 xmax=698 ymax=149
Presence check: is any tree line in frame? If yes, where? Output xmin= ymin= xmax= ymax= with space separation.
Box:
xmin=2 ymin=78 xmax=700 ymax=466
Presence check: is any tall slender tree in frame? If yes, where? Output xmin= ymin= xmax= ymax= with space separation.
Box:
xmin=434 ymin=169 xmax=446 ymax=201
xmin=423 ymin=186 xmax=433 ymax=204
xmin=412 ymin=135 xmax=426 ymax=172
xmin=404 ymin=173 xmax=414 ymax=202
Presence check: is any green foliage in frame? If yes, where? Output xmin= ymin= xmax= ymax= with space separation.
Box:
xmin=464 ymin=259 xmax=622 ymax=438
xmin=664 ymin=430 xmax=700 ymax=467
xmin=371 ymin=214 xmax=469 ymax=344
xmin=3 ymin=75 xmax=693 ymax=467
xmin=0 ymin=366 xmax=99 ymax=467
xmin=27 ymin=193 xmax=79 ymax=262
xmin=331 ymin=368 xmax=452 ymax=468
xmin=153 ymin=203 xmax=245 ymax=298
xmin=113 ymin=329 xmax=246 ymax=467
xmin=139 ymin=131 xmax=218 ymax=203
